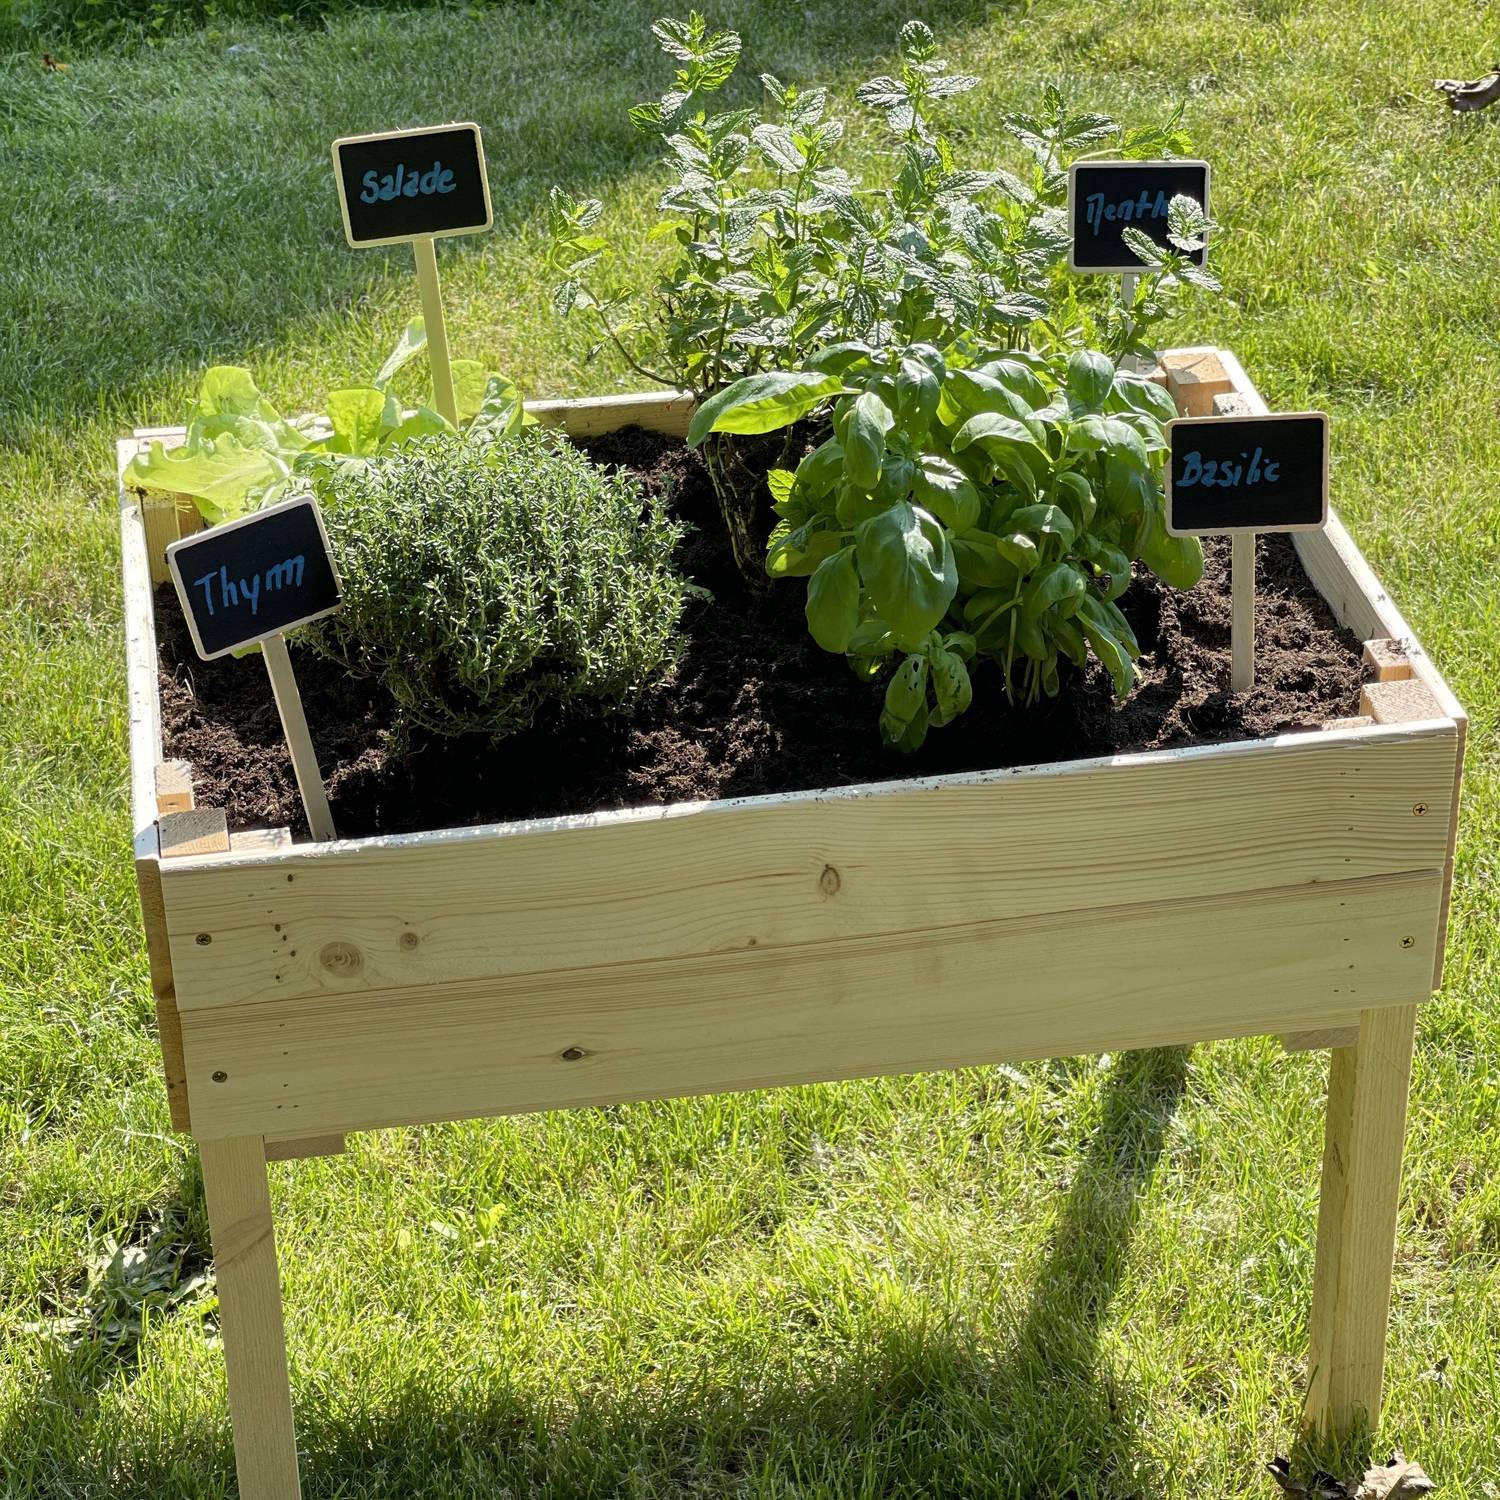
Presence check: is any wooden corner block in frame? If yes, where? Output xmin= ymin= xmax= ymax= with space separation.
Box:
xmin=229 ymin=827 xmax=294 ymax=854
xmin=1359 ymin=677 xmax=1443 ymax=726
xmin=1281 ymin=1026 xmax=1362 ymax=1052
xmin=1161 ymin=349 xmax=1235 ymax=416
xmin=264 ymin=1133 xmax=347 ymax=1163
xmin=1211 ymin=392 xmax=1253 ymax=417
xmin=154 ymin=760 xmax=195 ymax=817
xmin=1362 ymin=638 xmax=1414 ymax=682
xmin=159 ymin=807 xmax=230 ymax=859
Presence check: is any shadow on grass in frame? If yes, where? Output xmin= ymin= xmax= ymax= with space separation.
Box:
xmin=0 ymin=1051 xmax=1190 ymax=1498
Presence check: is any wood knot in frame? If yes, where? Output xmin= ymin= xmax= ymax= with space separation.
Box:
xmin=319 ymin=941 xmax=364 ymax=976
xmin=559 ymin=1046 xmax=589 ymax=1062
xmin=818 ymin=864 xmax=841 ymax=898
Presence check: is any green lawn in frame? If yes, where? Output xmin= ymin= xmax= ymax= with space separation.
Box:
xmin=2 ymin=1 xmax=1497 ymax=1495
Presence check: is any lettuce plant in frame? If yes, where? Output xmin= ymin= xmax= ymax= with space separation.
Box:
xmin=124 ymin=320 xmax=527 ymax=524
xmin=690 ymin=340 xmax=1204 ymax=749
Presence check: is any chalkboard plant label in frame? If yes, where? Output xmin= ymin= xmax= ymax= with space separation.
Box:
xmin=1166 ymin=412 xmax=1330 ymax=536
xmin=166 ymin=495 xmax=342 ymax=661
xmin=332 ymin=122 xmax=492 ymax=249
xmin=1067 ymin=159 xmax=1211 ymax=273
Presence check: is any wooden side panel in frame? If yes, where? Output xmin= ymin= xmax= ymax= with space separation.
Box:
xmin=120 ymin=463 xmax=193 ymax=1132
xmin=162 ymin=726 xmax=1458 ymax=1014
xmin=525 ymin=389 xmax=693 ymax=439
xmin=179 ymin=870 xmax=1442 ymax=1141
xmin=1213 ymin=348 xmax=1468 ymax=992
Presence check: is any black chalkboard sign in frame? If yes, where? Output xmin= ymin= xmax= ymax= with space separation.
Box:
xmin=1166 ymin=413 xmax=1329 ymax=536
xmin=1067 ymin=160 xmax=1210 ymax=273
xmin=332 ymin=123 xmax=492 ymax=248
xmin=166 ymin=496 xmax=342 ymax=660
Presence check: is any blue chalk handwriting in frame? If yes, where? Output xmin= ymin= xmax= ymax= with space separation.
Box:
xmin=359 ymin=162 xmax=457 ymax=204
xmin=193 ymin=556 xmax=306 ymax=618
xmin=1084 ymin=189 xmax=1176 ymax=235
xmin=1177 ymin=448 xmax=1281 ymax=490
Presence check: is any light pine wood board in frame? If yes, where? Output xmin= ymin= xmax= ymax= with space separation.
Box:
xmin=161 ymin=724 xmax=1457 ymax=1014
xmin=120 ymin=450 xmax=194 ymax=1131
xmin=178 ymin=868 xmax=1441 ymax=1141
xmin=526 ymin=388 xmax=693 ymax=438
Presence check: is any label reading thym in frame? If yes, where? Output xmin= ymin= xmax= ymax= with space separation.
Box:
xmin=166 ymin=496 xmax=342 ymax=660
xmin=332 ymin=123 xmax=492 ymax=248
xmin=1067 ymin=160 xmax=1211 ymax=273
xmin=1166 ymin=413 xmax=1330 ymax=536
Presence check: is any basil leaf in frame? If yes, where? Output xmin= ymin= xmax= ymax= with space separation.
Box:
xmin=855 ymin=502 xmax=958 ymax=649
xmin=805 ymin=546 xmax=861 ymax=653
xmin=688 ymin=370 xmax=844 ymax=445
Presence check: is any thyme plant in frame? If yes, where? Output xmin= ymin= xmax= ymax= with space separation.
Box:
xmin=297 ymin=432 xmax=687 ymax=739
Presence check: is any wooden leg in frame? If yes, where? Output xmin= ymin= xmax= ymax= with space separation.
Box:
xmin=1303 ymin=1004 xmax=1418 ymax=1439
xmin=200 ymin=1136 xmax=303 ymax=1500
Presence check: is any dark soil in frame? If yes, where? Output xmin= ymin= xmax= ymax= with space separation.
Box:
xmin=157 ymin=428 xmax=1367 ymax=839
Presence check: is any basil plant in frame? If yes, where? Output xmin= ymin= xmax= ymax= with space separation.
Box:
xmin=688 ymin=343 xmax=1204 ymax=750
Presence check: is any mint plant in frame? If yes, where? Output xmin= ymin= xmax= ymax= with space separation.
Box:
xmin=689 ymin=342 xmax=1205 ymax=750
xmin=548 ymin=14 xmax=1198 ymax=579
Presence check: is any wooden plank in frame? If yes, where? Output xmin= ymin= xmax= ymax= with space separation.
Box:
xmin=264 ymin=1133 xmax=346 ymax=1162
xmin=1211 ymin=392 xmax=1252 ymax=417
xmin=155 ymin=760 xmax=195 ymax=817
xmin=179 ymin=869 xmax=1440 ymax=1141
xmin=1162 ymin=347 xmax=1234 ymax=416
xmin=1362 ymin=639 xmax=1413 ymax=682
xmin=118 ymin=443 xmax=164 ymax=856
xmin=525 ymin=389 xmax=694 ymax=439
xmin=120 ymin=466 xmax=193 ymax=1131
xmin=1211 ymin=349 xmax=1467 ymax=993
xmin=1281 ymin=1025 xmax=1361 ymax=1052
xmin=1361 ymin=677 xmax=1442 ymax=726
xmin=199 ymin=1137 xmax=303 ymax=1499
xmin=231 ymin=828 xmax=294 ymax=854
xmin=160 ymin=808 xmax=230 ymax=860
xmin=161 ymin=724 xmax=1458 ymax=1014
xmin=1303 ymin=1005 xmax=1418 ymax=1437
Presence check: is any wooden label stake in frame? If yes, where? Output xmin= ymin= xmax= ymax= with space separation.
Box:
xmin=1165 ymin=410 xmax=1331 ymax=693
xmin=165 ymin=495 xmax=344 ymax=843
xmin=331 ymin=122 xmax=493 ymax=429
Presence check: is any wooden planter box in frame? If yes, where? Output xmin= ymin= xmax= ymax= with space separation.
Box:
xmin=119 ymin=349 xmax=1465 ymax=1500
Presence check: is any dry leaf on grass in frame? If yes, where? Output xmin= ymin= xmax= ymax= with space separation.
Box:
xmin=1267 ymin=1451 xmax=1436 ymax=1500
xmin=1356 ymin=1452 xmax=1436 ymax=1500
xmin=1266 ymin=1457 xmax=1353 ymax=1498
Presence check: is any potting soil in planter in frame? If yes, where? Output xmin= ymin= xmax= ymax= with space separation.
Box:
xmin=157 ymin=427 xmax=1366 ymax=839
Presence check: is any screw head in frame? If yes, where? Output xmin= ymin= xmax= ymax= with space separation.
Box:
xmin=1413 ymin=802 xmax=1429 ymax=817
xmin=195 ymin=933 xmax=212 ymax=946
xmin=211 ymin=1070 xmax=228 ymax=1083
xmin=1400 ymin=936 xmax=1415 ymax=949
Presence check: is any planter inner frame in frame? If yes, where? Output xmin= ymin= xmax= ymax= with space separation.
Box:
xmin=118 ymin=348 xmax=1466 ymax=1498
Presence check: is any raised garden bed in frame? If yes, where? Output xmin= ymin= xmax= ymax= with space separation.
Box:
xmin=119 ymin=348 xmax=1466 ymax=1498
